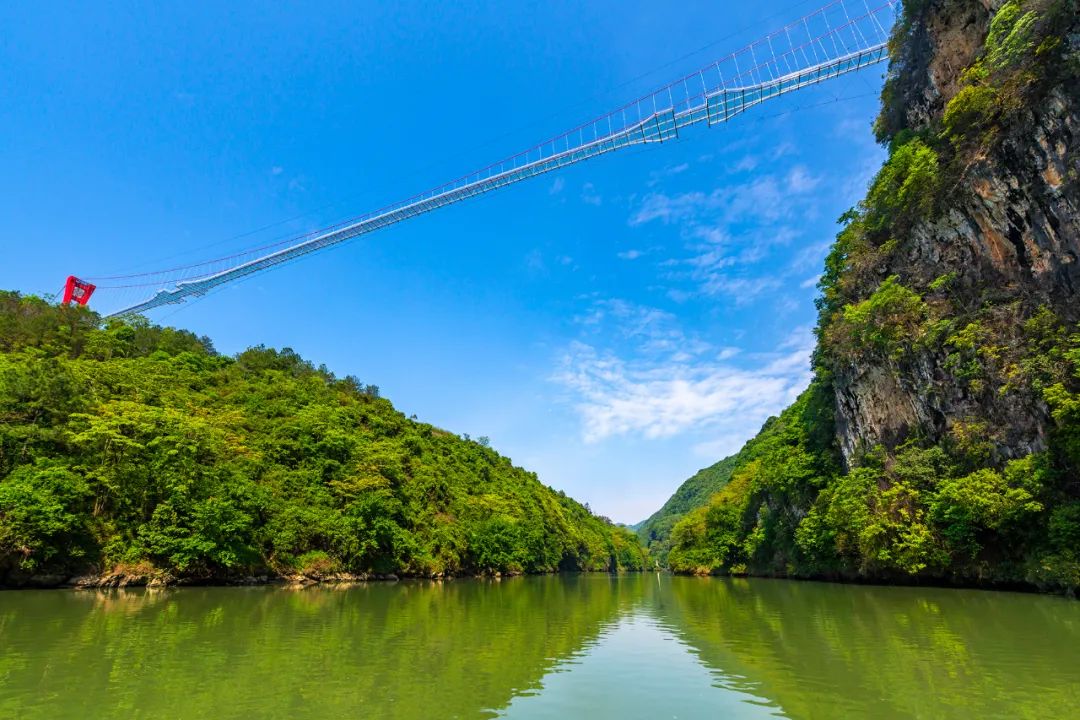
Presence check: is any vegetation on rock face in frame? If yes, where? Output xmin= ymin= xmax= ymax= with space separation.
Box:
xmin=670 ymin=314 xmax=1080 ymax=589
xmin=667 ymin=0 xmax=1080 ymax=592
xmin=667 ymin=382 xmax=841 ymax=576
xmin=0 ymin=293 xmax=645 ymax=584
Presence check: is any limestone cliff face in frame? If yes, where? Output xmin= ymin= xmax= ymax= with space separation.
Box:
xmin=665 ymin=0 xmax=1079 ymax=589
xmin=830 ymin=0 xmax=1079 ymax=466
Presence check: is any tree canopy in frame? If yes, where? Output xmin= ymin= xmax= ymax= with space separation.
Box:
xmin=0 ymin=292 xmax=645 ymax=584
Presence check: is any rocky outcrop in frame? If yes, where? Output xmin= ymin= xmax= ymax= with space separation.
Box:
xmin=878 ymin=0 xmax=999 ymax=136
xmin=832 ymin=0 xmax=1079 ymax=466
xmin=665 ymin=0 xmax=1079 ymax=591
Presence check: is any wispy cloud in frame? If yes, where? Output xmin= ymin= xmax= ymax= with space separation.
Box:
xmin=549 ymin=177 xmax=566 ymax=195
xmin=699 ymin=275 xmax=783 ymax=302
xmin=553 ymin=326 xmax=814 ymax=443
xmin=573 ymin=298 xmax=709 ymax=356
xmin=618 ymin=249 xmax=644 ymax=260
xmin=732 ymin=155 xmax=759 ymax=172
xmin=786 ymin=165 xmax=820 ymax=194
xmin=581 ymin=182 xmax=602 ymax=206
xmin=771 ymin=141 xmax=796 ymax=160
xmin=628 ymin=190 xmax=709 ymax=226
xmin=627 ymin=167 xmax=835 ymax=302
xmin=629 ymin=176 xmax=788 ymax=229
xmin=657 ymin=222 xmax=800 ymax=301
xmin=648 ymin=162 xmax=691 ymax=186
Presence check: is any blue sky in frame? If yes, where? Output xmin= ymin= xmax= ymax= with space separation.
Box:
xmin=0 ymin=1 xmax=889 ymax=523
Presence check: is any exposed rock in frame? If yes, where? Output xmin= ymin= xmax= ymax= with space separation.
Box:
xmin=833 ymin=0 xmax=1080 ymax=466
xmin=878 ymin=0 xmax=999 ymax=138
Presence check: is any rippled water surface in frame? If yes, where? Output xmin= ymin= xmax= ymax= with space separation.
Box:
xmin=2 ymin=575 xmax=1078 ymax=719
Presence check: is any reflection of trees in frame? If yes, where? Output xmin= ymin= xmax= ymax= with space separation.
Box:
xmin=660 ymin=576 xmax=1080 ymax=719
xmin=4 ymin=577 xmax=1077 ymax=720
xmin=0 ymin=576 xmax=644 ymax=719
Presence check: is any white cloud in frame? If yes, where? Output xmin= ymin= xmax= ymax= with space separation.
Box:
xmin=617 ymin=249 xmax=643 ymax=260
xmin=627 ymin=166 xmax=834 ymax=303
xmin=774 ymin=295 xmax=800 ymax=315
xmin=733 ymin=155 xmax=759 ymax=172
xmin=648 ymin=162 xmax=691 ymax=186
xmin=722 ymin=177 xmax=785 ymax=222
xmin=630 ymin=177 xmax=787 ymax=229
xmin=786 ymin=165 xmax=820 ymax=193
xmin=658 ymin=223 xmax=800 ymax=302
xmin=549 ymin=177 xmax=566 ymax=195
xmin=553 ymin=327 xmax=814 ymax=443
xmin=581 ymin=182 xmax=602 ymax=206
xmin=788 ymin=239 xmax=832 ymax=273
xmin=771 ymin=141 xmax=796 ymax=159
xmin=573 ymin=298 xmax=707 ymax=356
xmin=628 ymin=190 xmax=709 ymax=226
xmin=699 ymin=275 xmax=782 ymax=302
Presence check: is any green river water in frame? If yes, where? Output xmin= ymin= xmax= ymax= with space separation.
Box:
xmin=1 ymin=574 xmax=1077 ymax=719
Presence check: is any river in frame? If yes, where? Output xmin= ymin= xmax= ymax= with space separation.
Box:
xmin=2 ymin=575 xmax=1077 ymax=718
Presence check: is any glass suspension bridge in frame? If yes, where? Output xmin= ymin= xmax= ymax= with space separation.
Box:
xmin=74 ymin=0 xmax=898 ymax=317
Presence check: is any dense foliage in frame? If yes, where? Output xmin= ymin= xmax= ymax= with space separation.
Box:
xmin=667 ymin=382 xmax=842 ymax=576
xmin=667 ymin=0 xmax=1080 ymax=592
xmin=0 ymin=293 xmax=645 ymax=583
xmin=670 ymin=317 xmax=1080 ymax=589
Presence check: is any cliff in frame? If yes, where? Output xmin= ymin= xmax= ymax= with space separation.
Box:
xmin=834 ymin=0 xmax=1079 ymax=464
xmin=666 ymin=0 xmax=1080 ymax=592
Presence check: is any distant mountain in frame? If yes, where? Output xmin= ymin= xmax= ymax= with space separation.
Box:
xmin=636 ymin=455 xmax=739 ymax=565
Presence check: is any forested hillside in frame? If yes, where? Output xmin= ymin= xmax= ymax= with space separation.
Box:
xmin=664 ymin=0 xmax=1080 ymax=592
xmin=636 ymin=456 xmax=737 ymax=563
xmin=0 ymin=292 xmax=645 ymax=586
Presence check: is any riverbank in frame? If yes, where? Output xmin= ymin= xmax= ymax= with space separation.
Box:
xmin=1 ymin=566 xmax=655 ymax=590
xmin=670 ymin=566 xmax=1077 ymax=597
xmin=3 ymin=569 xmax=405 ymax=590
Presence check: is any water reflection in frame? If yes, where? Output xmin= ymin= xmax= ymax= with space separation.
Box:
xmin=658 ymin=576 xmax=1080 ymax=719
xmin=1 ymin=575 xmax=1078 ymax=719
xmin=500 ymin=609 xmax=783 ymax=719
xmin=0 ymin=576 xmax=638 ymax=719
